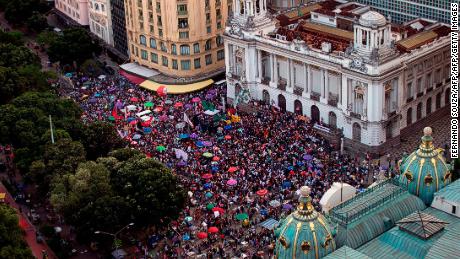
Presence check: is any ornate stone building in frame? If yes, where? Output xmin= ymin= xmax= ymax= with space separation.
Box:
xmin=224 ymin=0 xmax=451 ymax=153
xmin=55 ymin=0 xmax=90 ymax=26
xmin=88 ymin=0 xmax=114 ymax=46
xmin=124 ymin=0 xmax=230 ymax=79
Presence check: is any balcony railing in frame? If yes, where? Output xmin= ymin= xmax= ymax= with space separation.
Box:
xmin=310 ymin=92 xmax=320 ymax=101
xmin=294 ymin=87 xmax=303 ymax=96
xmin=261 ymin=77 xmax=270 ymax=85
xmin=177 ymin=10 xmax=188 ymax=16
xmin=277 ymin=79 xmax=287 ymax=91
xmin=328 ymin=97 xmax=338 ymax=107
xmin=350 ymin=112 xmax=362 ymax=119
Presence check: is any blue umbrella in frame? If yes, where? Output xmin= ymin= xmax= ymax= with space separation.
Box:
xmin=224 ymin=125 xmax=232 ymax=130
xmin=65 ymin=72 xmax=72 ymax=78
xmin=282 ymin=181 xmax=292 ymax=188
xmin=204 ymin=183 xmax=212 ymax=189
xmin=260 ymin=209 xmax=268 ymax=216
xmin=196 ymin=141 xmax=204 ymax=148
xmin=287 ymin=165 xmax=294 ymax=171
xmin=94 ymin=93 xmax=102 ymax=97
xmin=127 ymin=117 xmax=135 ymax=122
xmin=205 ymin=192 xmax=213 ymax=198
xmin=211 ymin=166 xmax=219 ymax=172
xmin=183 ymin=233 xmax=190 ymax=241
xmin=179 ymin=133 xmax=189 ymax=139
xmin=143 ymin=127 xmax=152 ymax=133
xmin=132 ymin=134 xmax=142 ymax=140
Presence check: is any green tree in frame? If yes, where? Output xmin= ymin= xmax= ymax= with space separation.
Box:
xmin=110 ymin=154 xmax=186 ymax=226
xmin=82 ymin=121 xmax=125 ymax=160
xmin=26 ymin=11 xmax=48 ymax=32
xmin=80 ymin=59 xmax=104 ymax=78
xmin=43 ymin=138 xmax=86 ymax=179
xmin=36 ymin=30 xmax=59 ymax=47
xmin=0 ymin=205 xmax=34 ymax=259
xmin=0 ymin=44 xmax=41 ymax=68
xmin=47 ymin=28 xmax=101 ymax=66
xmin=0 ymin=30 xmax=24 ymax=46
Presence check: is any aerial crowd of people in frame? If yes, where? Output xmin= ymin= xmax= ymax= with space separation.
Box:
xmin=58 ymin=72 xmax=391 ymax=258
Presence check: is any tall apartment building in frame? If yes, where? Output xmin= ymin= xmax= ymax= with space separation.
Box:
xmin=110 ymin=0 xmax=129 ymax=57
xmin=125 ymin=0 xmax=230 ymax=79
xmin=55 ymin=0 xmax=90 ymax=25
xmin=353 ymin=0 xmax=451 ymax=24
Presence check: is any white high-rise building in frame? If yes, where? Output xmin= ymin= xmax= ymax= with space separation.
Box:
xmin=224 ymin=0 xmax=451 ymax=153
xmin=88 ymin=0 xmax=114 ymax=46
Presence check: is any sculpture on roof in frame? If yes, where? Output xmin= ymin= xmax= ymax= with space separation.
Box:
xmin=274 ymin=186 xmax=336 ymax=258
xmin=398 ymin=127 xmax=452 ymax=205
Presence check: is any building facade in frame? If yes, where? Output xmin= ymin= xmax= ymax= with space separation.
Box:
xmin=268 ymin=0 xmax=305 ymax=10
xmin=55 ymin=0 xmax=90 ymax=26
xmin=88 ymin=0 xmax=114 ymax=46
xmin=110 ymin=0 xmax=129 ymax=56
xmin=353 ymin=0 xmax=452 ymax=24
xmin=124 ymin=0 xmax=230 ymax=79
xmin=224 ymin=0 xmax=451 ymax=153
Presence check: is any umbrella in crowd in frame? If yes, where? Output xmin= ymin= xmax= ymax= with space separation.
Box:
xmin=256 ymin=189 xmax=268 ymax=197
xmin=174 ymin=102 xmax=183 ymax=108
xmin=206 ymin=203 xmax=215 ymax=210
xmin=235 ymin=213 xmax=249 ymax=221
xmin=144 ymin=101 xmax=153 ymax=107
xmin=207 ymin=227 xmax=219 ymax=233
xmin=202 ymin=152 xmax=213 ymax=158
xmin=196 ymin=232 xmax=207 ymax=239
xmin=156 ymin=145 xmax=166 ymax=152
xmin=228 ymin=167 xmax=238 ymax=173
xmin=226 ymin=179 xmax=237 ymax=186
xmin=269 ymin=200 xmax=281 ymax=208
xmin=201 ymin=173 xmax=213 ymax=179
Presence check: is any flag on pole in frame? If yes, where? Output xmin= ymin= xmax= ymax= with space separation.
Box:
xmin=183 ymin=113 xmax=194 ymax=128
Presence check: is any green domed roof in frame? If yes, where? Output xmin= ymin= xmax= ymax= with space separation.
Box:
xmin=274 ymin=186 xmax=336 ymax=259
xmin=399 ymin=127 xmax=452 ymax=205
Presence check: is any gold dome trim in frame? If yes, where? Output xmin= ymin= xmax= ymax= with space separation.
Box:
xmin=279 ymin=236 xmax=289 ymax=249
xmin=432 ymin=158 xmax=439 ymax=191
xmin=416 ymin=158 xmax=425 ymax=195
xmin=318 ymin=216 xmax=336 ymax=251
xmin=309 ymin=222 xmax=319 ymax=259
xmin=292 ymin=222 xmax=302 ymax=257
xmin=401 ymin=154 xmax=417 ymax=179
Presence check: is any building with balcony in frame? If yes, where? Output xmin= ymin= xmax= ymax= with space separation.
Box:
xmin=88 ymin=0 xmax=114 ymax=46
xmin=124 ymin=0 xmax=230 ymax=79
xmin=224 ymin=0 xmax=451 ymax=153
xmin=268 ymin=0 xmax=305 ymax=10
xmin=55 ymin=0 xmax=90 ymax=26
xmin=110 ymin=0 xmax=129 ymax=57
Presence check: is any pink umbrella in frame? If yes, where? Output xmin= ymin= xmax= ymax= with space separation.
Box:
xmin=130 ymin=97 xmax=138 ymax=102
xmin=159 ymin=115 xmax=168 ymax=121
xmin=129 ymin=120 xmax=137 ymax=125
xmin=192 ymin=97 xmax=201 ymax=103
xmin=202 ymin=173 xmax=212 ymax=179
xmin=228 ymin=167 xmax=238 ymax=173
xmin=174 ymin=102 xmax=183 ymax=108
xmin=227 ymin=179 xmax=237 ymax=186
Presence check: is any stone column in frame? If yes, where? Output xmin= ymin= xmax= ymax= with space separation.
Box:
xmin=270 ymin=54 xmax=274 ymax=83
xmin=225 ymin=42 xmax=231 ymax=74
xmin=320 ymin=69 xmax=325 ymax=99
xmin=273 ymin=55 xmax=278 ymax=83
xmin=307 ymin=65 xmax=312 ymax=93
xmin=257 ymin=50 xmax=262 ymax=80
xmin=324 ymin=70 xmax=329 ymax=101
xmin=287 ymin=59 xmax=292 ymax=88
xmin=303 ymin=63 xmax=308 ymax=93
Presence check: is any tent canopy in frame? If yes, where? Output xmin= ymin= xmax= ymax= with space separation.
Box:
xmin=140 ymin=79 xmax=214 ymax=95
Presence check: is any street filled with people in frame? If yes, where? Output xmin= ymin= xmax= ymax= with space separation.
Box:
xmin=57 ymin=72 xmax=390 ymax=258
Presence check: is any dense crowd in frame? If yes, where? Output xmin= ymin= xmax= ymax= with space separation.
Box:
xmin=58 ymin=73 xmax=390 ymax=258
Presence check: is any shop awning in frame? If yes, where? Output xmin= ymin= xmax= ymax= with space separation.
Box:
xmin=140 ymin=79 xmax=214 ymax=94
xmin=119 ymin=69 xmax=147 ymax=85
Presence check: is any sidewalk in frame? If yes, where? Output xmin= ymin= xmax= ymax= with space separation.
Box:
xmin=0 ymin=182 xmax=57 ymax=259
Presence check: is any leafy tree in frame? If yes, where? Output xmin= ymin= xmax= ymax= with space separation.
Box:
xmin=50 ymin=161 xmax=131 ymax=241
xmin=47 ymin=28 xmax=101 ymax=66
xmin=0 ymin=44 xmax=41 ymax=68
xmin=43 ymin=138 xmax=86 ymax=180
xmin=4 ymin=0 xmax=40 ymax=25
xmin=82 ymin=121 xmax=125 ymax=160
xmin=80 ymin=59 xmax=104 ymax=78
xmin=26 ymin=11 xmax=48 ymax=32
xmin=36 ymin=30 xmax=59 ymax=47
xmin=110 ymin=154 xmax=186 ymax=226
xmin=0 ymin=30 xmax=24 ymax=46
xmin=0 ymin=205 xmax=34 ymax=259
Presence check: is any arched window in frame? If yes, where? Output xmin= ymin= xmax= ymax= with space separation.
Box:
xmin=436 ymin=93 xmax=441 ymax=109
xmin=216 ymin=36 xmax=224 ymax=46
xmin=278 ymin=94 xmax=286 ymax=112
xmin=311 ymin=105 xmax=320 ymax=123
xmin=171 ymin=44 xmax=177 ymax=55
xmin=235 ymin=84 xmax=242 ymax=99
xmin=139 ymin=35 xmax=147 ymax=46
xmin=150 ymin=38 xmax=157 ymax=49
xmin=416 ymin=102 xmax=423 ymax=120
xmin=329 ymin=112 xmax=337 ymax=129
xmin=407 ymin=108 xmax=412 ymax=125
xmin=205 ymin=40 xmax=212 ymax=51
xmin=240 ymin=0 xmax=244 ymax=15
xmin=352 ymin=123 xmax=361 ymax=142
xmin=180 ymin=45 xmax=190 ymax=55
xmin=262 ymin=90 xmax=270 ymax=104
xmin=294 ymin=100 xmax=303 ymax=115
xmin=426 ymin=97 xmax=432 ymax=115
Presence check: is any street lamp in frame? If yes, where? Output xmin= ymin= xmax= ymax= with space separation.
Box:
xmin=94 ymin=223 xmax=134 ymax=250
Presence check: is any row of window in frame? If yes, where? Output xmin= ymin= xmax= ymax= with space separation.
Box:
xmin=406 ymin=64 xmax=450 ymax=102
xmin=138 ymin=35 xmax=224 ymax=54
xmin=137 ymin=49 xmax=225 ymax=70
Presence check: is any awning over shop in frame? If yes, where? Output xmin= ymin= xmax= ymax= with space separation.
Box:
xmin=119 ymin=69 xmax=146 ymax=85
xmin=140 ymin=79 xmax=214 ymax=95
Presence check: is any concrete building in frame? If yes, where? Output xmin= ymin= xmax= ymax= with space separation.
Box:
xmin=88 ymin=0 xmax=113 ymax=46
xmin=224 ymin=0 xmax=451 ymax=153
xmin=268 ymin=0 xmax=305 ymax=10
xmin=353 ymin=0 xmax=452 ymax=24
xmin=110 ymin=0 xmax=129 ymax=57
xmin=124 ymin=0 xmax=230 ymax=79
xmin=54 ymin=0 xmax=90 ymax=26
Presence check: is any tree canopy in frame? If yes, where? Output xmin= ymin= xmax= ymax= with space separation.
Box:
xmin=0 ymin=205 xmax=34 ymax=259
xmin=82 ymin=121 xmax=125 ymax=160
xmin=47 ymin=28 xmax=101 ymax=66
